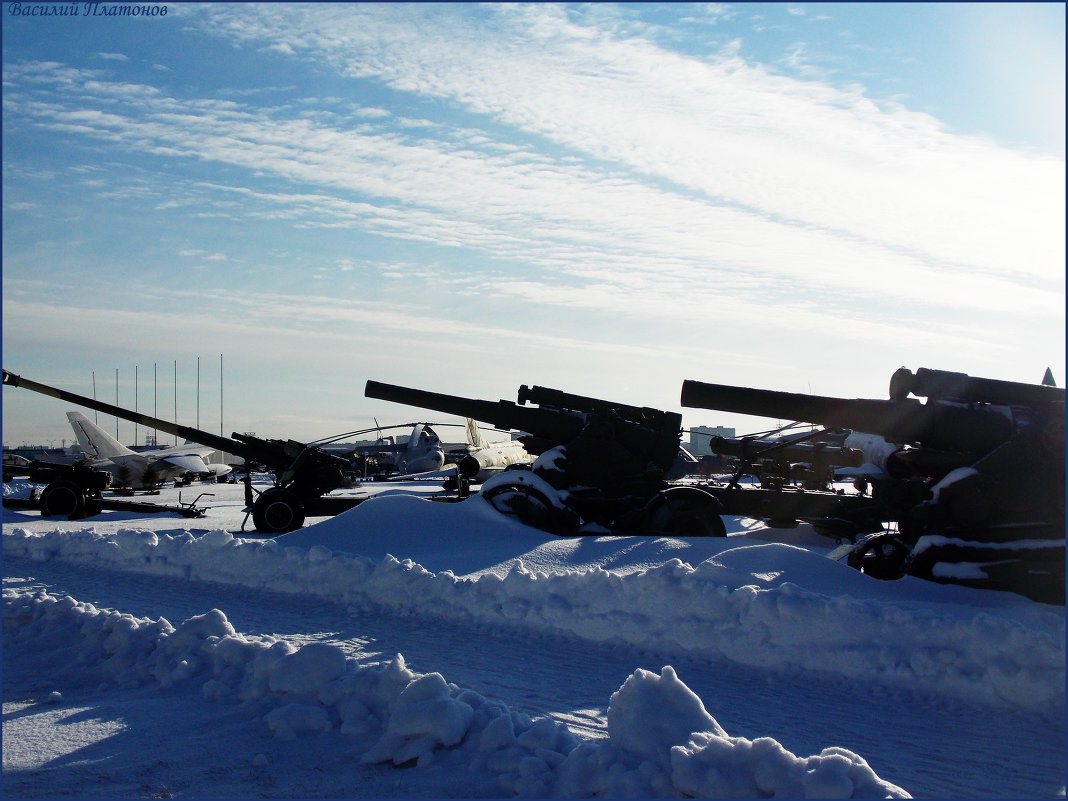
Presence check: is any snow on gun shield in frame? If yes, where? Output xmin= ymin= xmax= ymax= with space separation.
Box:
xmin=364 ymin=380 xmax=727 ymax=537
xmin=680 ymin=367 xmax=1066 ymax=604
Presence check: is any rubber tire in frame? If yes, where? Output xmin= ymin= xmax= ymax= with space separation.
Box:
xmin=252 ymin=488 xmax=306 ymax=534
xmin=40 ymin=479 xmax=87 ymax=519
xmin=646 ymin=487 xmax=727 ymax=537
xmin=846 ymin=533 xmax=909 ymax=580
xmin=84 ymin=492 xmax=104 ymax=517
xmin=482 ymin=482 xmax=564 ymax=534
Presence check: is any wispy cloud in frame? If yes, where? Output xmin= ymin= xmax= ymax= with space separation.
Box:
xmin=181 ymin=4 xmax=1062 ymax=280
xmin=5 ymin=56 xmax=1060 ymax=322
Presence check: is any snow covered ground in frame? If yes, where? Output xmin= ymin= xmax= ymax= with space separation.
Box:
xmin=3 ymin=475 xmax=1064 ymax=798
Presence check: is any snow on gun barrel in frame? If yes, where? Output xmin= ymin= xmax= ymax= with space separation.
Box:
xmin=680 ymin=366 xmax=1066 ymax=603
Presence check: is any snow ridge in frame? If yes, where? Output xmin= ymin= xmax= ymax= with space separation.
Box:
xmin=4 ymin=526 xmax=1063 ymax=715
xmin=2 ymin=588 xmax=911 ymax=798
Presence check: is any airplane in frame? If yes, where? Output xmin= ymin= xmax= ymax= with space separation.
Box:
xmin=66 ymin=411 xmax=232 ymax=490
xmin=353 ymin=423 xmax=446 ymax=476
xmin=451 ymin=418 xmax=532 ymax=482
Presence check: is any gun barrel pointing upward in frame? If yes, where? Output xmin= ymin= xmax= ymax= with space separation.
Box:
xmin=679 ymin=379 xmax=920 ymax=434
xmin=679 ymin=378 xmax=1014 ymax=453
xmin=364 ymin=380 xmax=587 ymax=442
xmin=3 ymin=368 xmax=238 ymax=456
xmin=364 ymin=380 xmax=503 ymax=425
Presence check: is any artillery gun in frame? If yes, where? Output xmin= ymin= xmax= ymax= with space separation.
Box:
xmin=365 ymin=380 xmax=726 ymax=536
xmin=681 ymin=367 xmax=1065 ymax=603
xmin=3 ymin=369 xmax=362 ymax=533
xmin=706 ymin=431 xmax=863 ymax=491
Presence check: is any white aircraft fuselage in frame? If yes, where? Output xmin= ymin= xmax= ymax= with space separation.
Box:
xmin=356 ymin=423 xmax=447 ymax=476
xmin=66 ymin=411 xmax=232 ymax=489
xmin=459 ymin=418 xmax=532 ymax=482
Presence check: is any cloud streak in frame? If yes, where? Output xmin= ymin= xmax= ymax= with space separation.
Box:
xmin=5 ymin=56 xmax=1060 ymax=326
xmin=186 ymin=4 xmax=1063 ymax=277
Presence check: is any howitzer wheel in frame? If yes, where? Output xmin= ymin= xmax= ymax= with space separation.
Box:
xmin=644 ymin=487 xmax=726 ymax=537
xmin=846 ymin=532 xmax=909 ymax=580
xmin=482 ymin=481 xmax=568 ymax=535
xmin=905 ymin=532 xmax=1066 ymax=603
xmin=39 ymin=479 xmax=87 ymax=519
xmin=84 ymin=491 xmax=104 ymax=517
xmin=252 ymin=488 xmax=306 ymax=534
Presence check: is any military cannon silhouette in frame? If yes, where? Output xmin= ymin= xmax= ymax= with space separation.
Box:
xmin=365 ymin=380 xmax=726 ymax=537
xmin=681 ymin=367 xmax=1065 ymax=603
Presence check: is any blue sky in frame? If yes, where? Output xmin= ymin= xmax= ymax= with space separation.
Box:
xmin=2 ymin=2 xmax=1064 ymax=446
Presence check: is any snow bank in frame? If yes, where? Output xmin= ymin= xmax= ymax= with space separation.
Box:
xmin=280 ymin=491 xmax=746 ymax=577
xmin=2 ymin=589 xmax=911 ymax=798
xmin=4 ymin=524 xmax=1063 ymax=715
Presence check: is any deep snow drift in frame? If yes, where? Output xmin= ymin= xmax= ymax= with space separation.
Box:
xmin=3 ymin=477 xmax=1065 ymax=797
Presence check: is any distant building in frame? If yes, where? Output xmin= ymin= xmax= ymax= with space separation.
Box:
xmin=687 ymin=425 xmax=735 ymax=456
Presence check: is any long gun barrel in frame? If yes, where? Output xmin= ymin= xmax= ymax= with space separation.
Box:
xmin=2 ymin=368 xmax=325 ymax=471
xmin=680 ymin=378 xmax=1015 ymax=453
xmin=366 ymin=379 xmax=686 ymax=480
xmin=4 ymin=369 xmax=241 ymax=456
xmin=364 ymin=380 xmax=587 ymax=443
xmin=890 ymin=367 xmax=1065 ymax=406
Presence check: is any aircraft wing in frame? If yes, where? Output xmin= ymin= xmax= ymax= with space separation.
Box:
xmin=160 ymin=444 xmax=217 ymax=459
xmin=155 ymin=453 xmax=209 ymax=474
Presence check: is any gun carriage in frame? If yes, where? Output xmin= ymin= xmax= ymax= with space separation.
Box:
xmin=682 ymin=367 xmax=1066 ymax=603
xmin=706 ymin=432 xmax=863 ymax=492
xmin=365 ymin=380 xmax=726 ymax=537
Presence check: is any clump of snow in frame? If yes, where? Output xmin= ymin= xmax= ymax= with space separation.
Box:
xmin=362 ymin=671 xmax=475 ymax=767
xmin=1 ymin=589 xmax=911 ymax=798
xmin=671 ymin=735 xmax=896 ymax=798
xmin=269 ymin=641 xmax=348 ymax=695
xmin=265 ymin=703 xmax=332 ymax=740
xmin=550 ymin=665 xmax=910 ymax=798
xmin=4 ymin=479 xmax=1064 ymax=796
xmin=608 ymin=665 xmax=727 ymax=759
xmin=481 ymin=467 xmax=573 ymax=512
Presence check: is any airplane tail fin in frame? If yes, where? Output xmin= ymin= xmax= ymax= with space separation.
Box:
xmin=1042 ymin=367 xmax=1057 ymax=387
xmin=465 ymin=418 xmax=489 ymax=450
xmin=66 ymin=411 xmax=134 ymax=459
